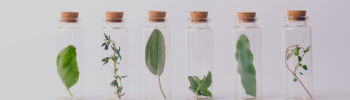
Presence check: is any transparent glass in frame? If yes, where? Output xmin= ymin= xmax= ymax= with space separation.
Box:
xmin=185 ymin=18 xmax=213 ymax=100
xmin=283 ymin=16 xmax=313 ymax=100
xmin=101 ymin=18 xmax=129 ymax=100
xmin=143 ymin=18 xmax=172 ymax=100
xmin=55 ymin=18 xmax=83 ymax=100
xmin=232 ymin=17 xmax=262 ymax=100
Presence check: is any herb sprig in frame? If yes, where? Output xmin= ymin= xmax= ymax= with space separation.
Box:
xmin=188 ymin=71 xmax=212 ymax=100
xmin=101 ymin=33 xmax=126 ymax=99
xmin=285 ymin=45 xmax=312 ymax=98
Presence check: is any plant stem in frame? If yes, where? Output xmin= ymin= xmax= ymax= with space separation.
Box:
xmin=111 ymin=40 xmax=122 ymax=99
xmin=285 ymin=45 xmax=313 ymax=98
xmin=195 ymin=89 xmax=199 ymax=100
xmin=67 ymin=89 xmax=73 ymax=97
xmin=158 ymin=75 xmax=166 ymax=99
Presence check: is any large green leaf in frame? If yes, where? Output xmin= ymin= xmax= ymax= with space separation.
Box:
xmin=145 ymin=29 xmax=166 ymax=76
xmin=235 ymin=34 xmax=257 ymax=97
xmin=56 ymin=45 xmax=80 ymax=96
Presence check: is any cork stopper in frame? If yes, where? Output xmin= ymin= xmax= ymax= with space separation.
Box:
xmin=237 ymin=12 xmax=256 ymax=22
xmin=105 ymin=11 xmax=124 ymax=22
xmin=287 ymin=10 xmax=306 ymax=21
xmin=148 ymin=10 xmax=166 ymax=22
xmin=190 ymin=11 xmax=208 ymax=22
xmin=60 ymin=12 xmax=79 ymax=23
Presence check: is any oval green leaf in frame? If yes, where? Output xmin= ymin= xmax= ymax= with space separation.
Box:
xmin=302 ymin=65 xmax=308 ymax=70
xmin=235 ymin=34 xmax=257 ymax=97
xmin=56 ymin=45 xmax=80 ymax=96
xmin=145 ymin=29 xmax=166 ymax=76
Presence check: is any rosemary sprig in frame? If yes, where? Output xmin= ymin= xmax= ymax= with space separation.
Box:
xmin=101 ymin=33 xmax=126 ymax=99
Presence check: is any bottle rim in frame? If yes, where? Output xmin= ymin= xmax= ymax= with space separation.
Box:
xmin=235 ymin=17 xmax=258 ymax=23
xmin=285 ymin=16 xmax=308 ymax=21
xmin=58 ymin=18 xmax=81 ymax=23
xmin=103 ymin=18 xmax=125 ymax=23
xmin=187 ymin=18 xmax=211 ymax=23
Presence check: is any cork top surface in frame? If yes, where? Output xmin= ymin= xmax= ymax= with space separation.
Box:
xmin=148 ymin=10 xmax=166 ymax=17
xmin=287 ymin=10 xmax=306 ymax=16
xmin=61 ymin=12 xmax=79 ymax=18
xmin=190 ymin=11 xmax=208 ymax=18
xmin=237 ymin=12 xmax=256 ymax=18
xmin=105 ymin=11 xmax=124 ymax=18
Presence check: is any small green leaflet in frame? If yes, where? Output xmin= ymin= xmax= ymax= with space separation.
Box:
xmin=188 ymin=71 xmax=213 ymax=99
xmin=299 ymin=72 xmax=303 ymax=75
xmin=145 ymin=29 xmax=166 ymax=76
xmin=304 ymin=46 xmax=311 ymax=53
xmin=302 ymin=65 xmax=308 ymax=70
xmin=293 ymin=78 xmax=297 ymax=82
xmin=56 ymin=45 xmax=80 ymax=97
xmin=235 ymin=34 xmax=257 ymax=97
xmin=298 ymin=56 xmax=302 ymax=62
xmin=294 ymin=47 xmax=300 ymax=56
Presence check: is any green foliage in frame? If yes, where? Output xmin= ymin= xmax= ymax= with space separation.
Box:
xmin=293 ymin=78 xmax=297 ymax=82
xmin=56 ymin=45 xmax=79 ymax=97
xmin=235 ymin=34 xmax=257 ymax=97
xmin=286 ymin=46 xmax=311 ymax=82
xmin=299 ymin=72 xmax=303 ymax=75
xmin=188 ymin=71 xmax=212 ymax=100
xmin=101 ymin=33 xmax=125 ymax=98
xmin=145 ymin=29 xmax=167 ymax=98
xmin=145 ymin=29 xmax=166 ymax=76
xmin=302 ymin=65 xmax=308 ymax=70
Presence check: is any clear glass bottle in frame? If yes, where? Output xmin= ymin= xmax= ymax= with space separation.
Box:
xmin=185 ymin=11 xmax=213 ymax=100
xmin=143 ymin=10 xmax=171 ymax=100
xmin=101 ymin=11 xmax=129 ymax=100
xmin=232 ymin=12 xmax=262 ymax=100
xmin=283 ymin=10 xmax=313 ymax=100
xmin=56 ymin=12 xmax=83 ymax=100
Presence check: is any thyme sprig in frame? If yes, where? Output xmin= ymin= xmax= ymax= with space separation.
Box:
xmin=285 ymin=45 xmax=312 ymax=98
xmin=101 ymin=33 xmax=126 ymax=99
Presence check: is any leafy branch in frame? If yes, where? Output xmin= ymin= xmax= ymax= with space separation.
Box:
xmin=188 ymin=71 xmax=212 ymax=100
xmin=285 ymin=45 xmax=312 ymax=98
xmin=101 ymin=33 xmax=126 ymax=99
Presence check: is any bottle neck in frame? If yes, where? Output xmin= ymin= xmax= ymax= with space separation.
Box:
xmin=146 ymin=22 xmax=167 ymax=28
xmin=236 ymin=22 xmax=257 ymax=28
xmin=286 ymin=21 xmax=307 ymax=27
xmin=103 ymin=22 xmax=124 ymax=28
xmin=59 ymin=22 xmax=80 ymax=29
xmin=189 ymin=22 xmax=210 ymax=29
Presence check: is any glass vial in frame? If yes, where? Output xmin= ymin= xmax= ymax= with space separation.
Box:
xmin=101 ymin=11 xmax=129 ymax=100
xmin=143 ymin=10 xmax=172 ymax=100
xmin=186 ymin=11 xmax=214 ymax=100
xmin=56 ymin=12 xmax=83 ymax=100
xmin=233 ymin=12 xmax=262 ymax=100
xmin=283 ymin=10 xmax=313 ymax=100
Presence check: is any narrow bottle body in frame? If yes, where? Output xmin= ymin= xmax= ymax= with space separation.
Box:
xmin=283 ymin=21 xmax=313 ymax=100
xmin=143 ymin=22 xmax=172 ymax=99
xmin=233 ymin=23 xmax=262 ymax=100
xmin=56 ymin=22 xmax=83 ymax=100
xmin=186 ymin=23 xmax=214 ymax=100
xmin=101 ymin=22 xmax=129 ymax=100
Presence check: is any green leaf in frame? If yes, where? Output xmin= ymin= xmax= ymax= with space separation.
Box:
xmin=56 ymin=45 xmax=80 ymax=96
xmin=200 ymin=89 xmax=212 ymax=97
xmin=302 ymin=65 xmax=308 ymax=70
xmin=286 ymin=53 xmax=292 ymax=60
xmin=293 ymin=78 xmax=297 ymax=82
xmin=235 ymin=34 xmax=257 ymax=97
xmin=193 ymin=76 xmax=201 ymax=84
xmin=188 ymin=76 xmax=199 ymax=88
xmin=294 ymin=47 xmax=300 ymax=56
xmin=304 ymin=46 xmax=311 ymax=53
xmin=121 ymin=75 xmax=127 ymax=78
xmin=299 ymin=63 xmax=302 ymax=66
xmin=299 ymin=72 xmax=303 ymax=75
xmin=197 ymin=71 xmax=212 ymax=90
xmin=298 ymin=56 xmax=302 ymax=62
xmin=145 ymin=29 xmax=166 ymax=76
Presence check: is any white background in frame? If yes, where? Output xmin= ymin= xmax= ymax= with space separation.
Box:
xmin=0 ymin=0 xmax=349 ymax=100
